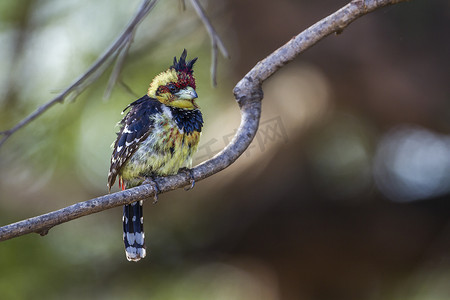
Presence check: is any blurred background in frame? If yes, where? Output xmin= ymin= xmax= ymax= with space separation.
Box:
xmin=0 ymin=0 xmax=449 ymax=299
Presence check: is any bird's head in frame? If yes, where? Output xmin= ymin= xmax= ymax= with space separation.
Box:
xmin=148 ymin=49 xmax=198 ymax=109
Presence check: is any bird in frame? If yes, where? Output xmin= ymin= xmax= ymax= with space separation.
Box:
xmin=107 ymin=49 xmax=203 ymax=261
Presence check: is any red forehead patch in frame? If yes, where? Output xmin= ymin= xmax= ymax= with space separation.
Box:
xmin=177 ymin=71 xmax=196 ymax=89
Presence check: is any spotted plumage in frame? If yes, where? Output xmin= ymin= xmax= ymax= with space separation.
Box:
xmin=108 ymin=50 xmax=202 ymax=261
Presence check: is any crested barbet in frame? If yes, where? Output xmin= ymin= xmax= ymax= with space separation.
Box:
xmin=108 ymin=49 xmax=203 ymax=261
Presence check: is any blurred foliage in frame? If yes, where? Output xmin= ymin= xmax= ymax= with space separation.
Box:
xmin=0 ymin=0 xmax=449 ymax=299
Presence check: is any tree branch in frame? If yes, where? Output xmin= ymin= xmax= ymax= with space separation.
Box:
xmin=0 ymin=0 xmax=407 ymax=242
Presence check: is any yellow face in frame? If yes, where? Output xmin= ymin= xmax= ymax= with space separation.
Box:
xmin=147 ymin=68 xmax=198 ymax=109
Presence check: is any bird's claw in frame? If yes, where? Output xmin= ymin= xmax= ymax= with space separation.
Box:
xmin=179 ymin=168 xmax=195 ymax=191
xmin=143 ymin=177 xmax=160 ymax=203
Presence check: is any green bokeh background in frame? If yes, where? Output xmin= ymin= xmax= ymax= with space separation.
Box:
xmin=1 ymin=1 xmax=449 ymax=299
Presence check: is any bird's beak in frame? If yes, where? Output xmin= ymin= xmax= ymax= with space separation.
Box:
xmin=171 ymin=86 xmax=199 ymax=109
xmin=175 ymin=86 xmax=198 ymax=100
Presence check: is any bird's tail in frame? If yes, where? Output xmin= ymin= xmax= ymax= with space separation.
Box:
xmin=123 ymin=201 xmax=146 ymax=261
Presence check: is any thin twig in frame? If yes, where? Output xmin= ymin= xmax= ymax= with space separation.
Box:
xmin=103 ymin=33 xmax=135 ymax=100
xmin=0 ymin=0 xmax=224 ymax=147
xmin=0 ymin=0 xmax=408 ymax=242
xmin=190 ymin=0 xmax=230 ymax=86
xmin=0 ymin=0 xmax=159 ymax=149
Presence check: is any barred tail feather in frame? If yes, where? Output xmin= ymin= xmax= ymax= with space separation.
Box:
xmin=123 ymin=201 xmax=146 ymax=261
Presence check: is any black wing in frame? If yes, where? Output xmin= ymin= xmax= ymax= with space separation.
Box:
xmin=108 ymin=95 xmax=162 ymax=189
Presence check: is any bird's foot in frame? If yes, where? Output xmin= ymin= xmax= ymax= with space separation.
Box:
xmin=179 ymin=167 xmax=195 ymax=191
xmin=143 ymin=177 xmax=160 ymax=203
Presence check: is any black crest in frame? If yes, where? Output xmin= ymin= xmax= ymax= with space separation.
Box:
xmin=171 ymin=49 xmax=197 ymax=74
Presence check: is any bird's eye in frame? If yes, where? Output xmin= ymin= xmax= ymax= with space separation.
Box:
xmin=167 ymin=83 xmax=178 ymax=93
